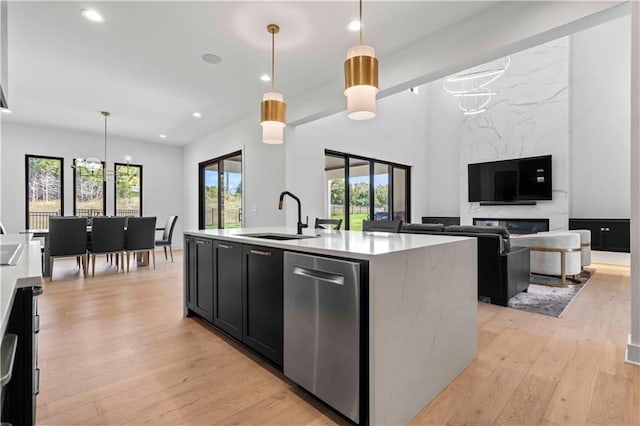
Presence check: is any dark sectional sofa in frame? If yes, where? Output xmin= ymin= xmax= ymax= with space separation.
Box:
xmin=401 ymin=223 xmax=531 ymax=306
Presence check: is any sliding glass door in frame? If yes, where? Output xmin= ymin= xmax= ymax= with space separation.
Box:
xmin=199 ymin=151 xmax=242 ymax=229
xmin=324 ymin=150 xmax=411 ymax=231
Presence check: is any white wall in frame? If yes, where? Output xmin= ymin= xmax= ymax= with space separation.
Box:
xmin=424 ymin=83 xmax=461 ymax=217
xmin=570 ymin=15 xmax=631 ymax=218
xmin=0 ymin=122 xmax=185 ymax=245
xmin=182 ymin=115 xmax=285 ymax=231
xmin=285 ymin=89 xmax=428 ymax=228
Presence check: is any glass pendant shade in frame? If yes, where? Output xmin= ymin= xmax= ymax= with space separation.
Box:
xmin=84 ymin=157 xmax=102 ymax=171
xmin=261 ymin=91 xmax=286 ymax=144
xmin=344 ymin=45 xmax=378 ymax=120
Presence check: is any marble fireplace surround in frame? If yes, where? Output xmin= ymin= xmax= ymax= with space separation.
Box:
xmin=473 ymin=217 xmax=550 ymax=234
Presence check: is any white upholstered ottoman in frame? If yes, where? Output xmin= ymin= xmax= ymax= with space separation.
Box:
xmin=511 ymin=232 xmax=582 ymax=286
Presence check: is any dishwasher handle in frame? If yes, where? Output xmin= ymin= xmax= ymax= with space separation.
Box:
xmin=292 ymin=266 xmax=345 ymax=285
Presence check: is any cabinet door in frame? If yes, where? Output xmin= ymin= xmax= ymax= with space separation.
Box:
xmin=605 ymin=221 xmax=630 ymax=252
xmin=213 ymin=241 xmax=243 ymax=340
xmin=184 ymin=236 xmax=195 ymax=311
xmin=193 ymin=238 xmax=214 ymax=322
xmin=242 ymin=245 xmax=283 ymax=367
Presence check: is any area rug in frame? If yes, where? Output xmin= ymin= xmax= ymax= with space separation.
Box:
xmin=507 ymin=268 xmax=595 ymax=317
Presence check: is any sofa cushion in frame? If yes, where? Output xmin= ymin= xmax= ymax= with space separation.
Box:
xmin=444 ymin=225 xmax=511 ymax=251
xmin=401 ymin=223 xmax=444 ymax=233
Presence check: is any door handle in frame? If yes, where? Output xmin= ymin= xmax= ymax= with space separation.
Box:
xmin=293 ymin=266 xmax=345 ymax=285
xmin=250 ymin=249 xmax=272 ymax=256
xmin=196 ymin=240 xmax=210 ymax=245
xmin=218 ymin=244 xmax=233 ymax=249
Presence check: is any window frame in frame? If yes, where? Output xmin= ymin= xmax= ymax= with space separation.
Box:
xmin=24 ymin=154 xmax=65 ymax=230
xmin=198 ymin=150 xmax=243 ymax=229
xmin=72 ymin=159 xmax=107 ymax=217
xmin=113 ymin=162 xmax=143 ymax=217
xmin=325 ymin=149 xmax=411 ymax=230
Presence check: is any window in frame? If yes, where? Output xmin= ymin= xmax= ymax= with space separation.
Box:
xmin=114 ymin=163 xmax=142 ymax=216
xmin=324 ymin=150 xmax=410 ymax=231
xmin=73 ymin=160 xmax=106 ymax=217
xmin=199 ymin=151 xmax=243 ymax=229
xmin=25 ymin=155 xmax=64 ymax=229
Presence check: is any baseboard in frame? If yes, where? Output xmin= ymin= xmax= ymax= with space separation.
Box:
xmin=625 ymin=335 xmax=640 ymax=366
xmin=591 ymin=251 xmax=630 ymax=266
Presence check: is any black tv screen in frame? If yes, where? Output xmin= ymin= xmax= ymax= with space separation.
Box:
xmin=468 ymin=155 xmax=552 ymax=202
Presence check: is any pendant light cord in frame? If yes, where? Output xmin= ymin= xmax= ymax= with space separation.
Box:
xmin=103 ymin=113 xmax=107 ymax=181
xmin=271 ymin=30 xmax=275 ymax=91
xmin=359 ymin=0 xmax=363 ymax=45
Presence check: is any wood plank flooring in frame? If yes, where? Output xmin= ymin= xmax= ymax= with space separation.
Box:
xmin=36 ymin=254 xmax=639 ymax=425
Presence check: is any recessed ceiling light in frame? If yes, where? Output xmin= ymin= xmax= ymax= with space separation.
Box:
xmin=159 ymin=134 xmax=167 ymax=139
xmin=347 ymin=20 xmax=361 ymax=32
xmin=192 ymin=112 xmax=202 ymax=118
xmin=81 ymin=9 xmax=104 ymax=23
xmin=260 ymin=74 xmax=271 ymax=82
xmin=201 ymin=54 xmax=222 ymax=65
xmin=0 ymin=107 xmax=12 ymax=114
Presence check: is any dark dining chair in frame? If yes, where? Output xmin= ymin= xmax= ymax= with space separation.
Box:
xmin=155 ymin=215 xmax=178 ymax=262
xmin=362 ymin=219 xmax=403 ymax=233
xmin=88 ymin=217 xmax=126 ymax=276
xmin=125 ymin=217 xmax=157 ymax=272
xmin=315 ymin=218 xmax=343 ymax=230
xmin=49 ymin=216 xmax=88 ymax=281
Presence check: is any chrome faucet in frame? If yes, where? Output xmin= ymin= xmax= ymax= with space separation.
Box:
xmin=278 ymin=191 xmax=308 ymax=235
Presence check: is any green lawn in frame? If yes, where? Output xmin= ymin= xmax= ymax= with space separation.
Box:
xmin=332 ymin=213 xmax=368 ymax=231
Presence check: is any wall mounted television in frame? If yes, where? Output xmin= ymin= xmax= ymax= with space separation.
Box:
xmin=468 ymin=155 xmax=552 ymax=202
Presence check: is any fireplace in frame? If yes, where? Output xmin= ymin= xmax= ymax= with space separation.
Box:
xmin=473 ymin=218 xmax=550 ymax=235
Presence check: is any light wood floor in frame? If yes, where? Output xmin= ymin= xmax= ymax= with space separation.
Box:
xmin=36 ymin=253 xmax=639 ymax=425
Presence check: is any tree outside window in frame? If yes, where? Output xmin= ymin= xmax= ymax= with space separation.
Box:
xmin=115 ymin=163 xmax=142 ymax=217
xmin=25 ymin=155 xmax=64 ymax=229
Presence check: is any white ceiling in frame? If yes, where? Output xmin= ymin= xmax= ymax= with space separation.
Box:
xmin=4 ymin=1 xmax=497 ymax=146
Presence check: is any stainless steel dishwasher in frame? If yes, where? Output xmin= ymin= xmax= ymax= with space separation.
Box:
xmin=283 ymin=252 xmax=365 ymax=424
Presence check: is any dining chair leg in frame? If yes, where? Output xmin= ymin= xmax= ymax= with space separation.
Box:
xmin=169 ymin=246 xmax=173 ymax=263
xmin=151 ymin=249 xmax=156 ymax=269
xmin=82 ymin=255 xmax=87 ymax=276
xmin=126 ymin=252 xmax=130 ymax=273
xmin=122 ymin=252 xmax=125 ymax=273
xmin=164 ymin=246 xmax=167 ymax=260
xmin=76 ymin=256 xmax=80 ymax=269
xmin=92 ymin=255 xmax=96 ymax=277
xmin=49 ymin=258 xmax=54 ymax=282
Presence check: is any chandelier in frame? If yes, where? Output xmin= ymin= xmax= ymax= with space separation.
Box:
xmin=73 ymin=111 xmax=132 ymax=181
xmin=442 ymin=56 xmax=511 ymax=115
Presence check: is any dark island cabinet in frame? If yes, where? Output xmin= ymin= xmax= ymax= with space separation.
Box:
xmin=213 ymin=241 xmax=243 ymax=340
xmin=187 ymin=237 xmax=214 ymax=322
xmin=242 ymin=245 xmax=284 ymax=367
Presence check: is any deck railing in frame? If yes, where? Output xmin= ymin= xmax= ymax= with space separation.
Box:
xmin=28 ymin=211 xmax=60 ymax=229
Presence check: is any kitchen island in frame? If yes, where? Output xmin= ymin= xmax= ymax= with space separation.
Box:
xmin=183 ymin=227 xmax=477 ymax=425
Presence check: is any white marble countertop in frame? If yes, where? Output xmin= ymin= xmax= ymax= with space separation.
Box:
xmin=184 ymin=227 xmax=473 ymax=260
xmin=1 ymin=234 xmax=43 ymax=336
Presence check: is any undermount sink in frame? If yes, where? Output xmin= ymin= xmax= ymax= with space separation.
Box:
xmin=238 ymin=233 xmax=318 ymax=241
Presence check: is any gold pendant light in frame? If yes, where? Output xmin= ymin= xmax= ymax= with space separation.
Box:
xmin=260 ymin=24 xmax=286 ymax=144
xmin=344 ymin=0 xmax=378 ymax=120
